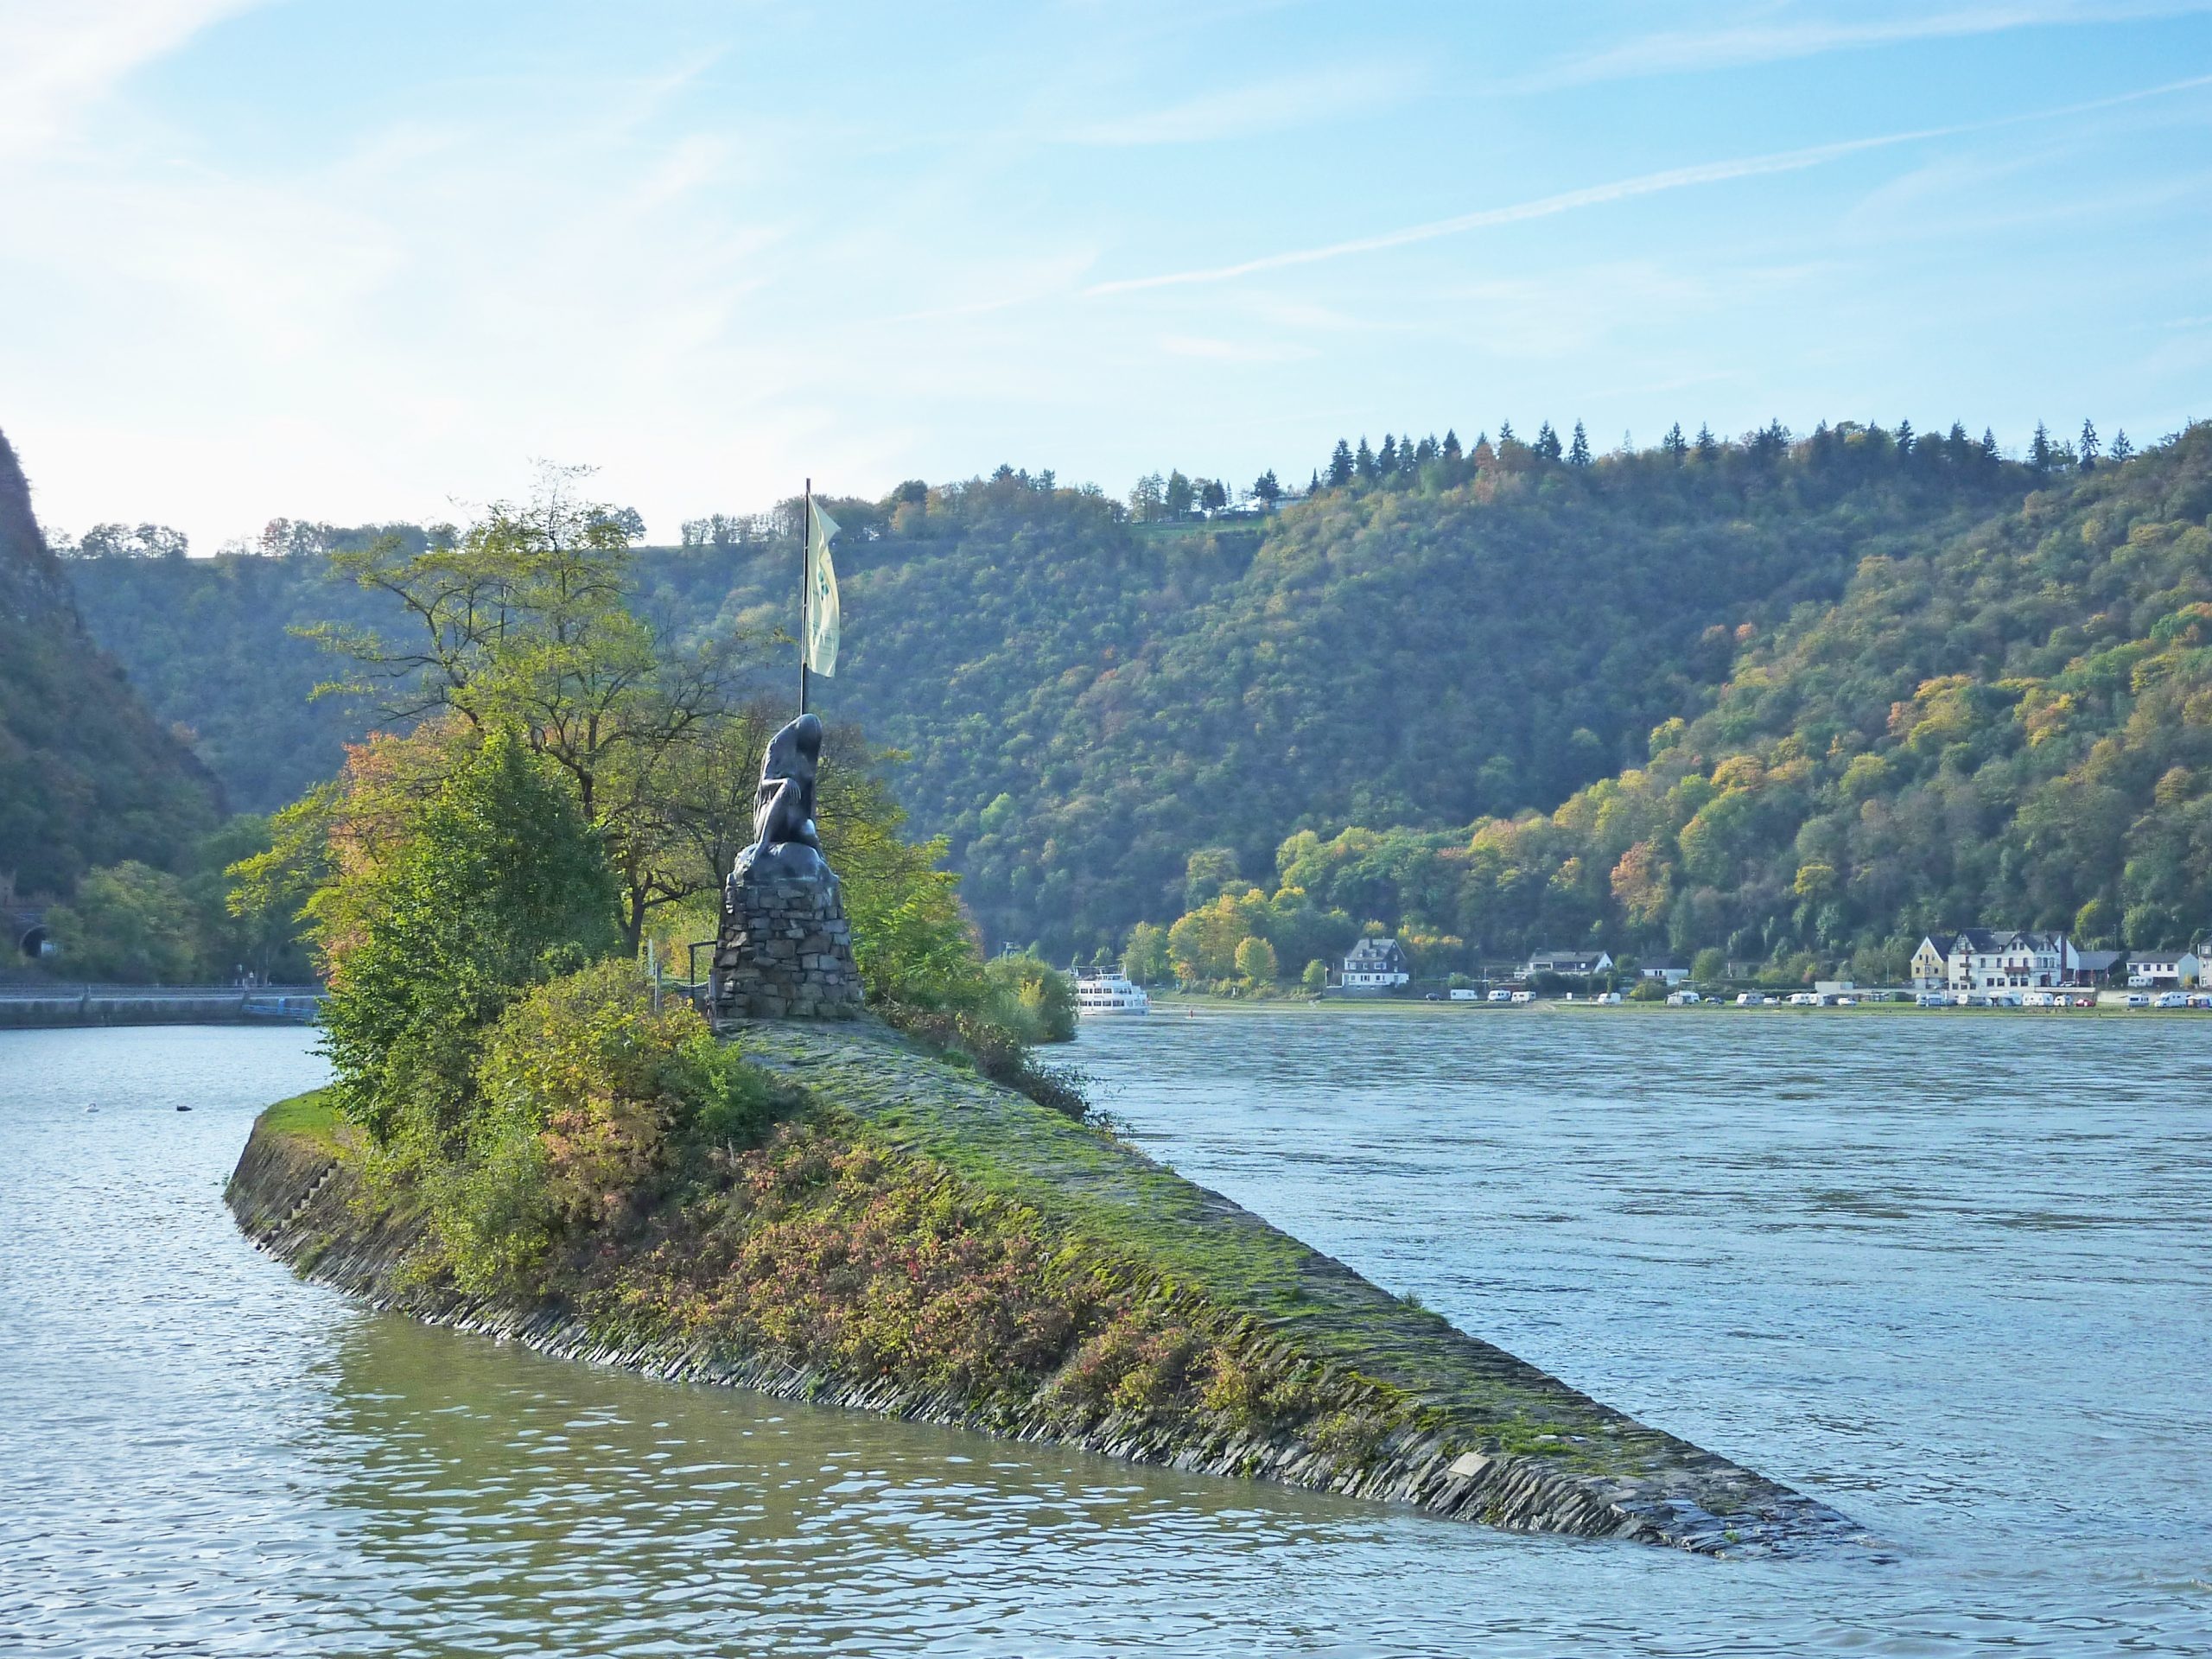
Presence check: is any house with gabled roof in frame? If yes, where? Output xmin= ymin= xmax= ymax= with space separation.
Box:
xmin=1912 ymin=929 xmax=2080 ymax=992
xmin=1340 ymin=937 xmax=1410 ymax=991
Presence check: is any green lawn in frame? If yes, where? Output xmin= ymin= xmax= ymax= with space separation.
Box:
xmin=256 ymin=1088 xmax=349 ymax=1148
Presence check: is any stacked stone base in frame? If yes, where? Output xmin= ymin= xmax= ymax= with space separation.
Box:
xmin=713 ymin=874 xmax=862 ymax=1020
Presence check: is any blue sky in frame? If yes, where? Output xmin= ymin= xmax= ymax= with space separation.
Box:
xmin=3 ymin=1 xmax=2209 ymax=549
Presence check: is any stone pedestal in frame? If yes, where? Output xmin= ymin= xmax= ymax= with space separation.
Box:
xmin=713 ymin=873 xmax=863 ymax=1021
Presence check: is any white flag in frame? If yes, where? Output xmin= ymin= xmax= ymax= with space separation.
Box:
xmin=804 ymin=498 xmax=840 ymax=676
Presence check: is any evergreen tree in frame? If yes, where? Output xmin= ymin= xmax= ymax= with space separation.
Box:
xmin=1896 ymin=418 xmax=1914 ymax=455
xmin=2111 ymin=429 xmax=2134 ymax=462
xmin=1252 ymin=469 xmax=1282 ymax=506
xmin=1402 ymin=436 xmax=1422 ymax=476
xmin=1309 ymin=468 xmax=1321 ymax=493
xmin=1376 ymin=434 xmax=1399 ymax=475
xmin=1694 ymin=423 xmax=1719 ymax=463
xmin=1441 ymin=429 xmax=1462 ymax=462
xmin=1981 ymin=428 xmax=2002 ymax=463
xmin=1535 ymin=422 xmax=1562 ymax=462
xmin=2029 ymin=421 xmax=2054 ymax=476
xmin=1327 ymin=441 xmax=1354 ymax=488
xmin=1567 ymin=421 xmax=1592 ymax=467
xmin=1662 ymin=422 xmax=1687 ymax=461
xmin=1497 ymin=420 xmax=1516 ymax=447
xmin=2079 ymin=418 xmax=2101 ymax=472
xmin=1947 ymin=421 xmax=1970 ymax=460
xmin=1354 ymin=437 xmax=1377 ymax=481
xmin=1414 ymin=435 xmax=1437 ymax=465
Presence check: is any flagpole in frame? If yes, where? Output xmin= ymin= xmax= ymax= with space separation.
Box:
xmin=809 ymin=473 xmax=818 ymax=721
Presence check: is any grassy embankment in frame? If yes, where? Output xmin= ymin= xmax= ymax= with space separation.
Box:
xmin=234 ymin=1018 xmax=1853 ymax=1550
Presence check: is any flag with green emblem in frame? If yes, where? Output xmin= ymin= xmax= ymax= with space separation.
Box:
xmin=804 ymin=497 xmax=840 ymax=677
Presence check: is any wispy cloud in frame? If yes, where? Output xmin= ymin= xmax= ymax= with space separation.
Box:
xmin=1084 ymin=72 xmax=2212 ymax=296
xmin=1517 ymin=2 xmax=2212 ymax=92
xmin=1062 ymin=60 xmax=1414 ymax=145
xmin=0 ymin=0 xmax=265 ymax=162
xmin=1085 ymin=132 xmax=1943 ymax=296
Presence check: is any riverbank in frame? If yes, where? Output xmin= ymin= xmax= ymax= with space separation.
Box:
xmin=1141 ymin=991 xmax=2199 ymax=1019
xmin=0 ymin=984 xmax=322 ymax=1028
xmin=228 ymin=1016 xmax=1860 ymax=1555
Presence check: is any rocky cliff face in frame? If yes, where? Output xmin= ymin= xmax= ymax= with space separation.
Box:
xmin=228 ymin=1019 xmax=1868 ymax=1556
xmin=0 ymin=425 xmax=218 ymax=897
xmin=0 ymin=428 xmax=73 ymax=626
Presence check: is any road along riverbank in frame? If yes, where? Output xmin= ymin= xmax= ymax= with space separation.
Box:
xmin=227 ymin=1016 xmax=1863 ymax=1555
xmin=0 ymin=984 xmax=321 ymax=1028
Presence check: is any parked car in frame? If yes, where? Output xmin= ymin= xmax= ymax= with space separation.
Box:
xmin=1916 ymin=991 xmax=1948 ymax=1007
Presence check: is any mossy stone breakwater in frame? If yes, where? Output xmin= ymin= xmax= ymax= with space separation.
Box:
xmin=226 ymin=1020 xmax=1863 ymax=1554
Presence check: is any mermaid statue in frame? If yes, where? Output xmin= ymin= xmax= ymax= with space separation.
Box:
xmin=732 ymin=712 xmax=831 ymax=885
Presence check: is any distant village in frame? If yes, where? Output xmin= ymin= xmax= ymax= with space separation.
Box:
xmin=1323 ymin=929 xmax=2212 ymax=1010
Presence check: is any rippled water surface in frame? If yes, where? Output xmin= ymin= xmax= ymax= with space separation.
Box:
xmin=4 ymin=1014 xmax=2210 ymax=1655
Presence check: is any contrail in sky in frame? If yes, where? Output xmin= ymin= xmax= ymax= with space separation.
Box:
xmin=1083 ymin=72 xmax=2212 ymax=298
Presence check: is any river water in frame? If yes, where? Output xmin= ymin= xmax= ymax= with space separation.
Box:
xmin=3 ymin=1014 xmax=2209 ymax=1656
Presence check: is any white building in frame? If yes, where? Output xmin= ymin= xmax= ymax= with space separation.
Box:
xmin=1341 ymin=937 xmax=1411 ymax=990
xmin=1637 ymin=958 xmax=1692 ymax=986
xmin=1522 ymin=948 xmax=1614 ymax=978
xmin=2127 ymin=952 xmax=2186 ymax=988
xmin=1910 ymin=930 xmax=2080 ymax=993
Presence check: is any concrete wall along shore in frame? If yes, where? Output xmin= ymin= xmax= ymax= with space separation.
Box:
xmin=0 ymin=985 xmax=323 ymax=1028
xmin=227 ymin=1019 xmax=1865 ymax=1557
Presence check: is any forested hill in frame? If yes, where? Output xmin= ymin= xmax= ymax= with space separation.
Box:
xmin=67 ymin=426 xmax=2064 ymax=956
xmin=0 ymin=429 xmax=217 ymax=899
xmin=1173 ymin=423 xmax=2212 ymax=982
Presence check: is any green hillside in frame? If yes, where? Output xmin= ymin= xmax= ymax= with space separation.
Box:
xmin=1161 ymin=423 xmax=2212 ymax=981
xmin=0 ymin=428 xmax=218 ymax=902
xmin=66 ymin=427 xmax=2047 ymax=957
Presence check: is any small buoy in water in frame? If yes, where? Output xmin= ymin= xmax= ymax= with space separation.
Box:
xmin=176 ymin=1104 xmax=192 ymax=1112
xmin=85 ymin=1105 xmax=97 ymax=1113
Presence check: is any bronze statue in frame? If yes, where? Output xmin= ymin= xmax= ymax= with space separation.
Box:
xmin=733 ymin=713 xmax=830 ymax=883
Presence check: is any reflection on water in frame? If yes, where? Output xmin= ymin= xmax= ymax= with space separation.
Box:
xmin=4 ymin=1017 xmax=2211 ymax=1655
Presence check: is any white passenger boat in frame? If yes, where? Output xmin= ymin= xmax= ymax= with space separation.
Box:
xmin=1074 ymin=969 xmax=1151 ymax=1016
